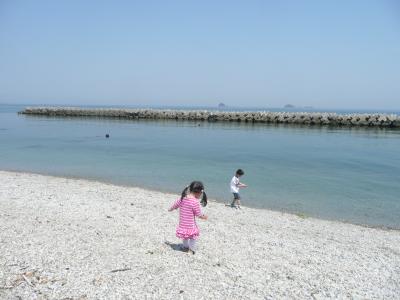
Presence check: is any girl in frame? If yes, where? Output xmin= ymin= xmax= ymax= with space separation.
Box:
xmin=168 ymin=181 xmax=208 ymax=254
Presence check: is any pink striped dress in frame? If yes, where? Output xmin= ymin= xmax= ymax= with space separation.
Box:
xmin=170 ymin=196 xmax=203 ymax=240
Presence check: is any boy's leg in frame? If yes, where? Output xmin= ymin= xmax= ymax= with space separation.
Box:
xmin=231 ymin=193 xmax=237 ymax=207
xmin=232 ymin=193 xmax=241 ymax=208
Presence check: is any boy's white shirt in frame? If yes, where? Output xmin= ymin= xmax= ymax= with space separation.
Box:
xmin=230 ymin=176 xmax=240 ymax=193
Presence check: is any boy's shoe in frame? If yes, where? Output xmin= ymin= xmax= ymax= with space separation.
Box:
xmin=237 ymin=205 xmax=241 ymax=209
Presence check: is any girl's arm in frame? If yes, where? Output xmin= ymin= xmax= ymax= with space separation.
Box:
xmin=168 ymin=199 xmax=181 ymax=211
xmin=199 ymin=214 xmax=208 ymax=220
xmin=193 ymin=201 xmax=208 ymax=220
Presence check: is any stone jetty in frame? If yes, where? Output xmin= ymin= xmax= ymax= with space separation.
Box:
xmin=19 ymin=107 xmax=400 ymax=127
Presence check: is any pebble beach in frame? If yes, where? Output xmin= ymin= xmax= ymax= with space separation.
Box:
xmin=0 ymin=171 xmax=399 ymax=299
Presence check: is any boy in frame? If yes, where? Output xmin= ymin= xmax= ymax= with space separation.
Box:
xmin=230 ymin=169 xmax=247 ymax=209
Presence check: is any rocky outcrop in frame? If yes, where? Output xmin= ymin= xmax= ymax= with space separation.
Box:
xmin=19 ymin=107 xmax=400 ymax=128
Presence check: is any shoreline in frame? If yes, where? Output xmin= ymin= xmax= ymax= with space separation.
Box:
xmin=1 ymin=170 xmax=400 ymax=299
xmin=2 ymin=168 xmax=398 ymax=232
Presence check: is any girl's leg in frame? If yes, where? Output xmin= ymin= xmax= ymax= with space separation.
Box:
xmin=188 ymin=239 xmax=196 ymax=252
xmin=182 ymin=239 xmax=189 ymax=248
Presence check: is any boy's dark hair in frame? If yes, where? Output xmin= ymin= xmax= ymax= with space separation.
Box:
xmin=236 ymin=169 xmax=244 ymax=176
xmin=181 ymin=181 xmax=208 ymax=207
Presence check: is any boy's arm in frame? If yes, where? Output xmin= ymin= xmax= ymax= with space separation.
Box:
xmin=236 ymin=179 xmax=247 ymax=188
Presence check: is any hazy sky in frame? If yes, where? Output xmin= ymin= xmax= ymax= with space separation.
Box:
xmin=0 ymin=0 xmax=399 ymax=109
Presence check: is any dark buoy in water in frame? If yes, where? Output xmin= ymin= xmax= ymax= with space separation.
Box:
xmin=105 ymin=134 xmax=110 ymax=138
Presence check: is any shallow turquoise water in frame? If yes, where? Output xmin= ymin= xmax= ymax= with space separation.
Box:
xmin=1 ymin=104 xmax=399 ymax=228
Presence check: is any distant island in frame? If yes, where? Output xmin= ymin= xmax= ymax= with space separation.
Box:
xmin=284 ymin=104 xmax=295 ymax=108
xmin=218 ymin=103 xmax=226 ymax=109
xmin=284 ymin=104 xmax=314 ymax=110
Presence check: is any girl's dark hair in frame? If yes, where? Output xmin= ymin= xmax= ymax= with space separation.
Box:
xmin=181 ymin=181 xmax=208 ymax=207
xmin=200 ymin=191 xmax=208 ymax=207
xmin=236 ymin=169 xmax=244 ymax=176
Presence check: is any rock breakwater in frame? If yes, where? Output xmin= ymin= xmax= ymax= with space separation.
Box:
xmin=19 ymin=107 xmax=400 ymax=127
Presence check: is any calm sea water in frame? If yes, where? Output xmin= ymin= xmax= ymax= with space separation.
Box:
xmin=1 ymin=104 xmax=399 ymax=228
